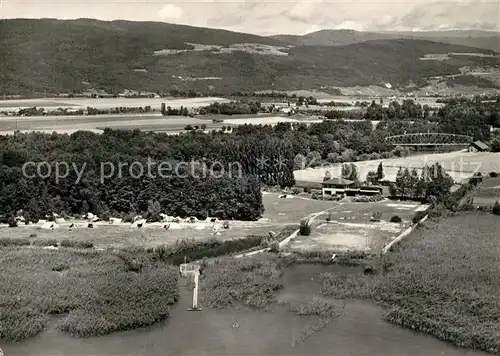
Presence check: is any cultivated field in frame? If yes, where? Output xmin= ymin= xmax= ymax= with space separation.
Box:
xmin=295 ymin=151 xmax=500 ymax=183
xmin=0 ymin=112 xmax=309 ymax=135
xmin=0 ymin=114 xmax=293 ymax=135
xmin=0 ymin=97 xmax=230 ymax=111
xmin=287 ymin=200 xmax=425 ymax=252
xmin=0 ymin=115 xmax=212 ymax=135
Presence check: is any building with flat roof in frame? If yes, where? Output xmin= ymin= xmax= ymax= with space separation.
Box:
xmin=322 ymin=178 xmax=383 ymax=197
xmin=322 ymin=178 xmax=355 ymax=196
xmin=469 ymin=141 xmax=490 ymax=152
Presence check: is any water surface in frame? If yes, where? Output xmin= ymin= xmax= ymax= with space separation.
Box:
xmin=2 ymin=264 xmax=487 ymax=356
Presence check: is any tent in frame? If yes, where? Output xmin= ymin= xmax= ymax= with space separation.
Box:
xmin=132 ymin=219 xmax=147 ymax=228
xmin=40 ymin=222 xmax=58 ymax=230
xmin=109 ymin=218 xmax=122 ymax=225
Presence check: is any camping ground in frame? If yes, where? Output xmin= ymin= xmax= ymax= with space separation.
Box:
xmin=0 ymin=193 xmax=427 ymax=252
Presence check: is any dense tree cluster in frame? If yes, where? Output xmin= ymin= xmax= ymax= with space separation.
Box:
xmin=198 ymin=101 xmax=264 ymax=115
xmin=0 ymin=128 xmax=299 ymax=221
xmin=324 ymin=97 xmax=499 ymax=142
xmin=0 ymin=118 xmax=400 ymax=221
xmin=389 ymin=163 xmax=454 ymax=201
xmin=296 ymin=96 xmax=318 ymax=106
xmin=162 ymin=105 xmax=190 ymax=116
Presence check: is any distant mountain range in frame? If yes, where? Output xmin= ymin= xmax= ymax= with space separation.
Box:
xmin=1 ymin=19 xmax=499 ymax=96
xmin=270 ymin=29 xmax=500 ymax=52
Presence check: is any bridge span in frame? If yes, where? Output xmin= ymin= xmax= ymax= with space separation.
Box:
xmin=385 ymin=133 xmax=473 ymax=147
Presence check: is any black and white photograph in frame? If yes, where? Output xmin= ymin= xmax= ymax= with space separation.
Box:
xmin=0 ymin=1 xmax=499 ymax=355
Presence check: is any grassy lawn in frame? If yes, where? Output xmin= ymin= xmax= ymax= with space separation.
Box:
xmin=0 ymin=248 xmax=179 ymax=342
xmin=473 ymin=176 xmax=500 ymax=207
xmin=288 ymin=200 xmax=422 ymax=252
xmin=320 ymin=212 xmax=500 ymax=354
xmin=261 ymin=193 xmax=337 ymax=223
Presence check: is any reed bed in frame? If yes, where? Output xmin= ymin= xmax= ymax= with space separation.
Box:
xmin=319 ymin=212 xmax=500 ymax=354
xmin=199 ymin=254 xmax=283 ymax=308
xmin=0 ymin=247 xmax=179 ymax=342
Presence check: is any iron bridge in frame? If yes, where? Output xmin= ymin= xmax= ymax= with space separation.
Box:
xmin=385 ymin=133 xmax=473 ymax=146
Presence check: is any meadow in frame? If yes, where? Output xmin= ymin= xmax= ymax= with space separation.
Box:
xmin=0 ymin=114 xmax=219 ymax=135
xmin=294 ymin=151 xmax=500 ymax=183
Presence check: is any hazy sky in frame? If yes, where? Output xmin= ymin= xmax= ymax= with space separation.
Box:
xmin=2 ymin=0 xmax=499 ymax=35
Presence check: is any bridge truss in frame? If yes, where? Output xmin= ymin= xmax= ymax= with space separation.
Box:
xmin=385 ymin=133 xmax=473 ymax=146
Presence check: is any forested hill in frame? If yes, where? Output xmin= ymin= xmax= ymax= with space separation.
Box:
xmin=1 ymin=19 xmax=498 ymax=95
xmin=270 ymin=29 xmax=500 ymax=52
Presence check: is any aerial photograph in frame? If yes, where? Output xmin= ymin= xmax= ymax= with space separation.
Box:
xmin=0 ymin=0 xmax=499 ymax=355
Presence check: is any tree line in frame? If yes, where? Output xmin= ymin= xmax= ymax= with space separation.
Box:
xmin=7 ymin=106 xmax=154 ymax=117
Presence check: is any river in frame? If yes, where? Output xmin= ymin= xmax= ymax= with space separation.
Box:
xmin=1 ymin=265 xmax=487 ymax=356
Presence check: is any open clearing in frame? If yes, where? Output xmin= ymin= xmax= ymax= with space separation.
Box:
xmin=261 ymin=192 xmax=337 ymax=222
xmin=154 ymin=42 xmax=289 ymax=56
xmin=295 ymin=151 xmax=500 ymax=183
xmin=287 ymin=200 xmax=425 ymax=252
